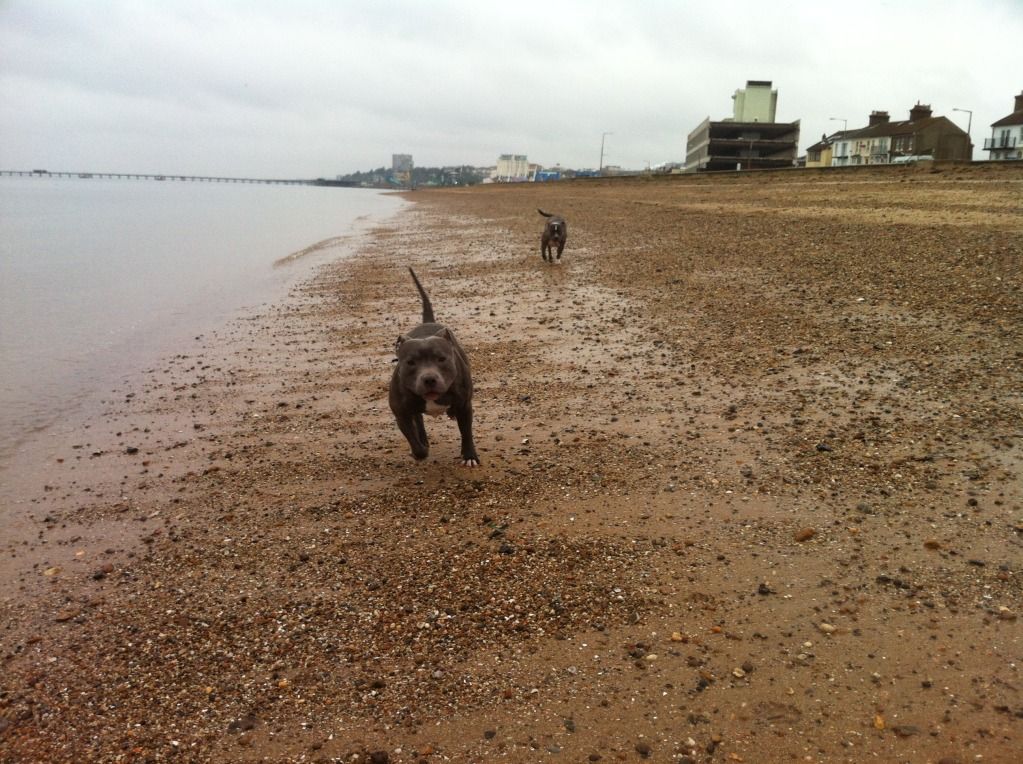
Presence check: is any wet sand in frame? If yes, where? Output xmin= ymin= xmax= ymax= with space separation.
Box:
xmin=1 ymin=163 xmax=1021 ymax=762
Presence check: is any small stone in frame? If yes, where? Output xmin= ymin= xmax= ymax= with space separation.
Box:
xmin=794 ymin=528 xmax=815 ymax=542
xmin=923 ymin=539 xmax=941 ymax=550
xmin=635 ymin=742 xmax=652 ymax=757
xmin=891 ymin=724 xmax=920 ymax=738
xmin=818 ymin=622 xmax=837 ymax=634
xmin=228 ymin=714 xmax=258 ymax=733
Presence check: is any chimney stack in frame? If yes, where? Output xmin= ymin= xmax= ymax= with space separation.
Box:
xmin=1015 ymin=91 xmax=1023 ymax=112
xmin=869 ymin=110 xmax=890 ymax=126
xmin=909 ymin=103 xmax=932 ymax=122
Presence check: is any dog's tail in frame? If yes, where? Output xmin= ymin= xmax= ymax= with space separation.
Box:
xmin=408 ymin=267 xmax=435 ymax=324
xmin=537 ymin=208 xmax=553 ymax=218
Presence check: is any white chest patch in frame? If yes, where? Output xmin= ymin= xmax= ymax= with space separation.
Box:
xmin=424 ymin=400 xmax=448 ymax=417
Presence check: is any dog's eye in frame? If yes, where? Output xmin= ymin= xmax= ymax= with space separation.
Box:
xmin=405 ymin=359 xmax=416 ymax=367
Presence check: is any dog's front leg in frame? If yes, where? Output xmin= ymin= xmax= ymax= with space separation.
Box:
xmin=413 ymin=412 xmax=428 ymax=450
xmin=397 ymin=414 xmax=429 ymax=460
xmin=451 ymin=404 xmax=480 ymax=467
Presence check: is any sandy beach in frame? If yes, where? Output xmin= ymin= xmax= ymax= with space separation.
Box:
xmin=2 ymin=163 xmax=1021 ymax=763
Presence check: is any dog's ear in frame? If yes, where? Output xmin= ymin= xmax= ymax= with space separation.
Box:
xmin=439 ymin=328 xmax=455 ymax=342
xmin=395 ymin=334 xmax=408 ymax=353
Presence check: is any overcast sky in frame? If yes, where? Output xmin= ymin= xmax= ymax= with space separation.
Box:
xmin=1 ymin=0 xmax=1020 ymax=177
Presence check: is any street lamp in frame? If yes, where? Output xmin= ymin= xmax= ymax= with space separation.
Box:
xmin=952 ymin=107 xmax=973 ymax=159
xmin=599 ymin=132 xmax=613 ymax=175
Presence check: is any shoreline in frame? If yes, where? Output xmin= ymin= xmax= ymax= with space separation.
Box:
xmin=0 ymin=180 xmax=405 ymax=461
xmin=0 ymin=202 xmax=405 ymax=580
xmin=1 ymin=165 xmax=1020 ymax=762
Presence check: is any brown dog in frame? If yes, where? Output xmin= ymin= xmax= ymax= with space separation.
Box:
xmin=538 ymin=209 xmax=567 ymax=263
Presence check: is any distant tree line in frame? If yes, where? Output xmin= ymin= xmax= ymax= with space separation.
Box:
xmin=337 ymin=165 xmax=489 ymax=187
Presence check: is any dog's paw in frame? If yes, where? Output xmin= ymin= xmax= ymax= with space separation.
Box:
xmin=460 ymin=457 xmax=481 ymax=467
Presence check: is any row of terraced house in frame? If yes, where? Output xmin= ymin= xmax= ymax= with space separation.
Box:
xmin=807 ymin=90 xmax=1023 ymax=168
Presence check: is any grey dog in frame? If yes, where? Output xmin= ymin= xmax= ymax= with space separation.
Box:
xmin=538 ymin=208 xmax=568 ymax=262
xmin=388 ymin=268 xmax=480 ymax=467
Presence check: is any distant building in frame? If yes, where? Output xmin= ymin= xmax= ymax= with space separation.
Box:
xmin=493 ymin=154 xmax=530 ymax=182
xmin=984 ymin=90 xmax=1023 ymax=161
xmin=830 ymin=104 xmax=971 ymax=166
xmin=392 ymin=154 xmax=413 ymax=173
xmin=805 ymin=133 xmax=841 ymax=168
xmin=732 ymin=79 xmax=778 ymax=122
xmin=685 ymin=80 xmax=801 ymax=172
xmin=390 ymin=154 xmax=413 ymax=186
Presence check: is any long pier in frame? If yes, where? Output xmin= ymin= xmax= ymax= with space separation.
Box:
xmin=0 ymin=170 xmax=357 ymax=187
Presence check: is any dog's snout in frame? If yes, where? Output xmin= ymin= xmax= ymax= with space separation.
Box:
xmin=421 ymin=374 xmax=438 ymax=389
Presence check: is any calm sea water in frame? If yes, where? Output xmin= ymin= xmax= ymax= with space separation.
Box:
xmin=0 ymin=177 xmax=404 ymax=459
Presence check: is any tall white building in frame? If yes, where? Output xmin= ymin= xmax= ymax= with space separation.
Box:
xmin=494 ymin=154 xmax=529 ymax=182
xmin=731 ymin=80 xmax=777 ymax=123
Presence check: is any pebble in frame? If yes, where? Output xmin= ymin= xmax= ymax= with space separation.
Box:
xmin=794 ymin=528 xmax=815 ymax=542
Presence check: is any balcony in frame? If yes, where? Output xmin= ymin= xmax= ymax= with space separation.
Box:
xmin=984 ymin=136 xmax=1018 ymax=150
